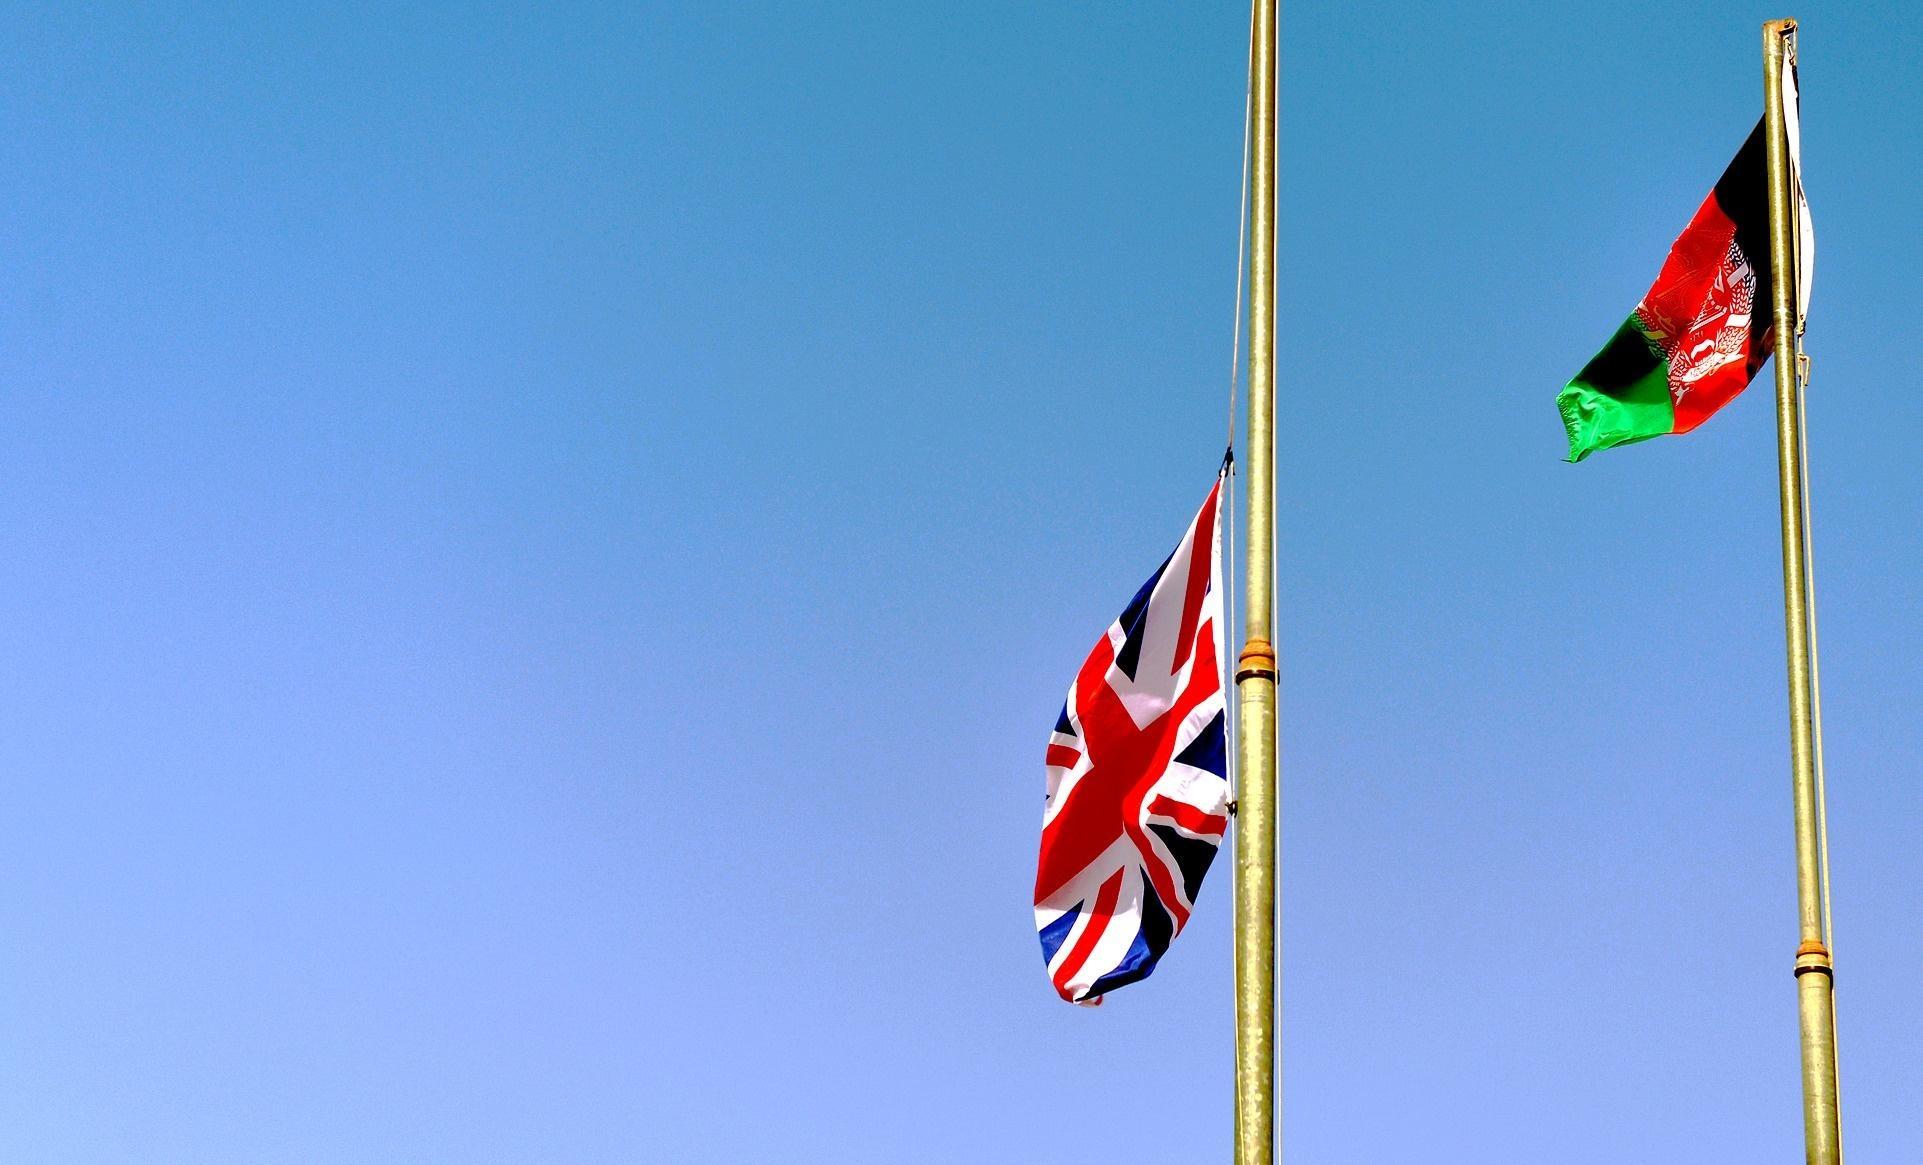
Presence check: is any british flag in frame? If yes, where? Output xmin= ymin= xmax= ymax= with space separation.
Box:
xmin=1034 ymin=476 xmax=1231 ymax=1005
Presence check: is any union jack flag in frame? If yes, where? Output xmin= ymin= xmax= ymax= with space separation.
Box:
xmin=1034 ymin=476 xmax=1231 ymax=1004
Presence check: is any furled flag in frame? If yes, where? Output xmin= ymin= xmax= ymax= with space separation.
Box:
xmin=1034 ymin=476 xmax=1230 ymax=1005
xmin=1558 ymin=58 xmax=1813 ymax=462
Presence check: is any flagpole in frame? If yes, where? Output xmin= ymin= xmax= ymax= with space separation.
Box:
xmin=1233 ymin=0 xmax=1278 ymax=1161
xmin=1762 ymin=18 xmax=1843 ymax=1165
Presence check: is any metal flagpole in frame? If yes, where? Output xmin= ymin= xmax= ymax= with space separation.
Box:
xmin=1233 ymin=0 xmax=1278 ymax=1161
xmin=1762 ymin=18 xmax=1843 ymax=1165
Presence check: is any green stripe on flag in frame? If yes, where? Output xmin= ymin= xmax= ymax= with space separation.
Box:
xmin=1558 ymin=315 xmax=1675 ymax=462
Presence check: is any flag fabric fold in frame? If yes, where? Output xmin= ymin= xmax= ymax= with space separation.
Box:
xmin=1558 ymin=65 xmax=1813 ymax=462
xmin=1034 ymin=477 xmax=1231 ymax=1005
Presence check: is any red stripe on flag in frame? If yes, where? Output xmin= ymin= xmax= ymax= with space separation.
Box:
xmin=1169 ymin=482 xmax=1219 ymax=671
xmin=1147 ymin=795 xmax=1228 ymax=837
xmin=1636 ymin=192 xmax=1769 ymax=434
xmin=1050 ymin=867 xmax=1125 ymax=1001
xmin=1045 ymin=744 xmax=1082 ymax=770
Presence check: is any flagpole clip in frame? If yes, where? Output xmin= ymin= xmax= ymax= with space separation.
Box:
xmin=1798 ymin=351 xmax=1812 ymax=388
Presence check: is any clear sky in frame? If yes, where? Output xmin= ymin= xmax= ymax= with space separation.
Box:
xmin=2 ymin=2 xmax=1919 ymax=1162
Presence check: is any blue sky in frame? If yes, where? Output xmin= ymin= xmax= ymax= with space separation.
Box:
xmin=2 ymin=2 xmax=1920 ymax=1161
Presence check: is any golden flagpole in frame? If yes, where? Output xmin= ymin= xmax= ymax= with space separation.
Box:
xmin=1233 ymin=0 xmax=1278 ymax=1161
xmin=1762 ymin=18 xmax=1843 ymax=1165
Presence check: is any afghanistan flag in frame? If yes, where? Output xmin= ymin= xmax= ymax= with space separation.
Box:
xmin=1559 ymin=61 xmax=1813 ymax=462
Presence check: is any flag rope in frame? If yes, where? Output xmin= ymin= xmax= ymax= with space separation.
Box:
xmin=1221 ymin=0 xmax=1255 ymax=795
xmin=1224 ymin=0 xmax=1255 ymax=1114
xmin=1225 ymin=28 xmax=1253 ymax=454
xmin=1224 ymin=456 xmax=1239 ymax=807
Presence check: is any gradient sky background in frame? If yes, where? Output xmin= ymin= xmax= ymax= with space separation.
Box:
xmin=2 ymin=2 xmax=1919 ymax=1162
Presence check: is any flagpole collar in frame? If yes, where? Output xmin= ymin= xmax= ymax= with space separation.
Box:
xmin=1235 ymin=639 xmax=1277 ymax=684
xmin=1794 ymin=939 xmax=1834 ymax=978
